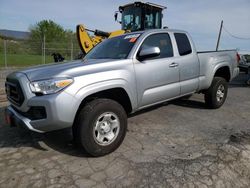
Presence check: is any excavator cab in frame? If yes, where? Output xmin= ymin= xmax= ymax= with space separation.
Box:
xmin=77 ymin=2 xmax=166 ymax=56
xmin=117 ymin=2 xmax=166 ymax=32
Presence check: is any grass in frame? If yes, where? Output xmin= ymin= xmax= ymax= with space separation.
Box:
xmin=0 ymin=38 xmax=80 ymax=67
xmin=0 ymin=54 xmax=72 ymax=67
xmin=0 ymin=54 xmax=53 ymax=67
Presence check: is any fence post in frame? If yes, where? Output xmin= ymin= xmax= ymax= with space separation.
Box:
xmin=4 ymin=40 xmax=7 ymax=68
xmin=71 ymin=42 xmax=73 ymax=60
xmin=41 ymin=41 xmax=43 ymax=64
xmin=43 ymin=35 xmax=46 ymax=64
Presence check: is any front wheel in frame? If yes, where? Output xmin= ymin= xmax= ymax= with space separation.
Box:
xmin=204 ymin=77 xmax=228 ymax=109
xmin=73 ymin=99 xmax=127 ymax=157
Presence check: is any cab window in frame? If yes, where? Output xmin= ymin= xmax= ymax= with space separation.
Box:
xmin=174 ymin=33 xmax=192 ymax=56
xmin=139 ymin=33 xmax=173 ymax=59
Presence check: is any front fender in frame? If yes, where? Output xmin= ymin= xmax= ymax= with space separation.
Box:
xmin=74 ymin=79 xmax=137 ymax=112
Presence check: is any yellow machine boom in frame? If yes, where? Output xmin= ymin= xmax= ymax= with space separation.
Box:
xmin=76 ymin=25 xmax=125 ymax=55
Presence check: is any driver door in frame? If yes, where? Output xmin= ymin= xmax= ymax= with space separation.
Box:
xmin=134 ymin=33 xmax=180 ymax=108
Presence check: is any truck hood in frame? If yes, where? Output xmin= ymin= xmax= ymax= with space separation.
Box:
xmin=18 ymin=59 xmax=126 ymax=81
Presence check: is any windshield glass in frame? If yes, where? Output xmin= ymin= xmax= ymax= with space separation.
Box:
xmin=85 ymin=34 xmax=140 ymax=60
xmin=144 ymin=8 xmax=162 ymax=29
xmin=122 ymin=7 xmax=141 ymax=31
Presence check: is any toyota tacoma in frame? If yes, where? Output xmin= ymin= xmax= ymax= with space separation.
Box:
xmin=5 ymin=29 xmax=239 ymax=156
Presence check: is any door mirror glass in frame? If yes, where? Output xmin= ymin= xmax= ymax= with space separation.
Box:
xmin=138 ymin=47 xmax=160 ymax=60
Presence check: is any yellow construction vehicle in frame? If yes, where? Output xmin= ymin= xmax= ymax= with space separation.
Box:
xmin=76 ymin=2 xmax=166 ymax=55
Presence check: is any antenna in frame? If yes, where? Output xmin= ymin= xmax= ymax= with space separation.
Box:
xmin=216 ymin=20 xmax=223 ymax=51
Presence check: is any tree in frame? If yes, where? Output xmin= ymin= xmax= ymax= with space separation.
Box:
xmin=29 ymin=20 xmax=66 ymax=43
xmin=28 ymin=20 xmax=80 ymax=58
xmin=29 ymin=20 xmax=69 ymax=55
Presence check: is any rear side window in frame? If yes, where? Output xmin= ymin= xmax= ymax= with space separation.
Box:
xmin=140 ymin=33 xmax=173 ymax=59
xmin=174 ymin=33 xmax=192 ymax=56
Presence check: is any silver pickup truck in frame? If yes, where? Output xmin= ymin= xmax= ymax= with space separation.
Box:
xmin=5 ymin=29 xmax=239 ymax=156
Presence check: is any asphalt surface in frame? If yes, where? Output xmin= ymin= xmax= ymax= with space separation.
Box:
xmin=0 ymin=69 xmax=250 ymax=188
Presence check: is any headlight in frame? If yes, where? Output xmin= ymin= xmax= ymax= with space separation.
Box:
xmin=30 ymin=78 xmax=73 ymax=95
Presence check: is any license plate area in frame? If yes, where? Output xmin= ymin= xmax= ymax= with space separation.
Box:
xmin=4 ymin=108 xmax=15 ymax=127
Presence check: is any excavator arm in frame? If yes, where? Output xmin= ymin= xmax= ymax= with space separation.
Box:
xmin=76 ymin=24 xmax=126 ymax=55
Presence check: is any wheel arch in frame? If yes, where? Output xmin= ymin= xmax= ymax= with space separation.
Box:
xmin=73 ymin=79 xmax=135 ymax=126
xmin=77 ymin=87 xmax=133 ymax=114
xmin=213 ymin=65 xmax=231 ymax=82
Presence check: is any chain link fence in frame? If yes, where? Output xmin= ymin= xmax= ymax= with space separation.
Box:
xmin=0 ymin=37 xmax=81 ymax=68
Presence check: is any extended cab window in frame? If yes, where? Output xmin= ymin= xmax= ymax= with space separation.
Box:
xmin=174 ymin=33 xmax=192 ymax=56
xmin=139 ymin=33 xmax=173 ymax=59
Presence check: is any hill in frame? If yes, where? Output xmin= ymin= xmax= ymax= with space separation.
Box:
xmin=0 ymin=29 xmax=30 ymax=40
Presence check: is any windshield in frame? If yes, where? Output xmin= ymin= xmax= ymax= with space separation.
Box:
xmin=85 ymin=34 xmax=140 ymax=60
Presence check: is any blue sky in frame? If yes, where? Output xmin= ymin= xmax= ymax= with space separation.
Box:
xmin=0 ymin=0 xmax=250 ymax=52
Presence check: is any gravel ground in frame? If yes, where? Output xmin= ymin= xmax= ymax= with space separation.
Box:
xmin=0 ymin=69 xmax=250 ymax=188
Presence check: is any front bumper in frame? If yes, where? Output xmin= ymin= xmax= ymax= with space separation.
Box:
xmin=238 ymin=65 xmax=249 ymax=73
xmin=5 ymin=72 xmax=79 ymax=133
xmin=5 ymin=106 xmax=44 ymax=133
xmin=5 ymin=90 xmax=78 ymax=133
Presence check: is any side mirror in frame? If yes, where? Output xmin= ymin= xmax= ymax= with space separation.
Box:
xmin=114 ymin=12 xmax=118 ymax=21
xmin=138 ymin=47 xmax=160 ymax=61
xmin=114 ymin=11 xmax=122 ymax=24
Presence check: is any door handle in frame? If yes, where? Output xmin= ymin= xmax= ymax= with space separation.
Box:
xmin=169 ymin=62 xmax=179 ymax=68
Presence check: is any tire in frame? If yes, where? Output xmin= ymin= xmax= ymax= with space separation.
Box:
xmin=204 ymin=77 xmax=228 ymax=109
xmin=73 ymin=99 xmax=127 ymax=157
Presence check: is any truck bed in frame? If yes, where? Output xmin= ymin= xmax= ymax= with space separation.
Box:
xmin=197 ymin=49 xmax=238 ymax=90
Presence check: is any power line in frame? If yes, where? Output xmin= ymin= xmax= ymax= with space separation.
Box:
xmin=222 ymin=25 xmax=250 ymax=40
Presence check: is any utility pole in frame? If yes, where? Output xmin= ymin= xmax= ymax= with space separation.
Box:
xmin=216 ymin=20 xmax=223 ymax=51
xmin=4 ymin=40 xmax=7 ymax=68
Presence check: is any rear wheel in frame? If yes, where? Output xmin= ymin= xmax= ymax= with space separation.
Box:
xmin=204 ymin=77 xmax=228 ymax=109
xmin=73 ymin=99 xmax=127 ymax=157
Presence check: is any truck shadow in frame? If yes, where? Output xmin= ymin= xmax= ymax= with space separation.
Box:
xmin=170 ymin=98 xmax=208 ymax=109
xmin=229 ymin=83 xmax=249 ymax=88
xmin=0 ymin=98 xmax=206 ymax=158
xmin=129 ymin=97 xmax=207 ymax=118
xmin=0 ymin=106 xmax=90 ymax=157
xmin=229 ymin=72 xmax=249 ymax=88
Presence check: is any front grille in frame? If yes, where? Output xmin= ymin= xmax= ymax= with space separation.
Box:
xmin=5 ymin=78 xmax=25 ymax=106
